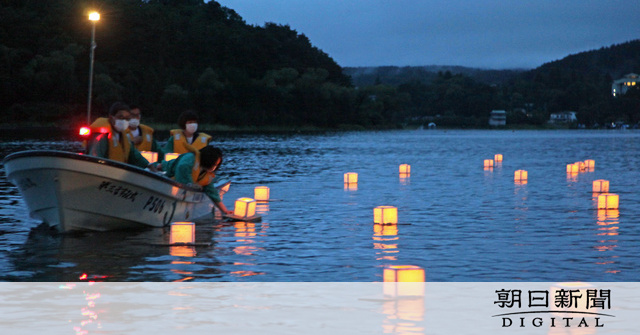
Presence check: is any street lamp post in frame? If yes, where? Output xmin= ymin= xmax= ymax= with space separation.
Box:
xmin=87 ymin=12 xmax=100 ymax=124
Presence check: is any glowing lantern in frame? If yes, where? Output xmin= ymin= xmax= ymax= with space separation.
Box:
xmin=170 ymin=221 xmax=195 ymax=245
xmin=399 ymin=164 xmax=411 ymax=175
xmin=374 ymin=206 xmax=398 ymax=225
xmin=484 ymin=159 xmax=494 ymax=168
xmin=597 ymin=193 xmax=619 ymax=210
xmin=344 ymin=172 xmax=358 ymax=184
xmin=383 ymin=265 xmax=425 ymax=297
xmin=514 ymin=170 xmax=528 ymax=181
xmin=494 ymin=154 xmax=503 ymax=162
xmin=165 ymin=152 xmax=180 ymax=161
xmin=254 ymin=186 xmax=270 ymax=201
xmin=140 ymin=151 xmax=158 ymax=163
xmin=593 ymin=179 xmax=609 ymax=193
xmin=574 ymin=161 xmax=586 ymax=172
xmin=584 ymin=159 xmax=595 ymax=169
xmin=566 ymin=163 xmax=579 ymax=174
xmin=234 ymin=197 xmax=257 ymax=218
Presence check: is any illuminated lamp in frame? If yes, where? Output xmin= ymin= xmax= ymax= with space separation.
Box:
xmin=254 ymin=186 xmax=270 ymax=201
xmin=165 ymin=152 xmax=180 ymax=161
xmin=566 ymin=163 xmax=579 ymax=174
xmin=383 ymin=265 xmax=425 ymax=297
xmin=592 ymin=179 xmax=609 ymax=193
xmin=170 ymin=221 xmax=195 ymax=245
xmin=88 ymin=12 xmax=100 ymax=21
xmin=584 ymin=159 xmax=595 ymax=169
xmin=399 ymin=164 xmax=411 ymax=175
xmin=514 ymin=170 xmax=528 ymax=181
xmin=140 ymin=151 xmax=158 ymax=163
xmin=597 ymin=193 xmax=619 ymax=210
xmin=344 ymin=172 xmax=358 ymax=184
xmin=234 ymin=197 xmax=257 ymax=218
xmin=484 ymin=159 xmax=494 ymax=168
xmin=574 ymin=161 xmax=586 ymax=172
xmin=79 ymin=126 xmax=91 ymax=136
xmin=494 ymin=154 xmax=503 ymax=162
xmin=374 ymin=206 xmax=398 ymax=225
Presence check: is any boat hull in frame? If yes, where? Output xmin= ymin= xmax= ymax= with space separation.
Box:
xmin=3 ymin=151 xmax=215 ymax=232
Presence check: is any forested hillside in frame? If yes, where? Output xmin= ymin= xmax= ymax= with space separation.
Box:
xmin=1 ymin=0 xmax=639 ymax=129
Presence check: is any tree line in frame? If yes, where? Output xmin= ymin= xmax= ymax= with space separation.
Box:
xmin=1 ymin=0 xmax=639 ymax=129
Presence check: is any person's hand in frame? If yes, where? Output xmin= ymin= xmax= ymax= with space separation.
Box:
xmin=223 ymin=209 xmax=234 ymax=215
xmin=148 ymin=163 xmax=161 ymax=172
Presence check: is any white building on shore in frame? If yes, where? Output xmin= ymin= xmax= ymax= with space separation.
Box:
xmin=612 ymin=73 xmax=639 ymax=96
xmin=488 ymin=110 xmax=506 ymax=126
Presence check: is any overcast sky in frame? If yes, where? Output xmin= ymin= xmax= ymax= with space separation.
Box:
xmin=216 ymin=0 xmax=639 ymax=69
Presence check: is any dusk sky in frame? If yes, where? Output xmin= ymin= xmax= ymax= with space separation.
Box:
xmin=217 ymin=0 xmax=639 ymax=69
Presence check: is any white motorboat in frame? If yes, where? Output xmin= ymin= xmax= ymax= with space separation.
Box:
xmin=3 ymin=150 xmax=228 ymax=232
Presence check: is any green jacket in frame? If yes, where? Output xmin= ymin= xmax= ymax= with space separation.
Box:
xmin=161 ymin=152 xmax=221 ymax=203
xmin=89 ymin=133 xmax=150 ymax=169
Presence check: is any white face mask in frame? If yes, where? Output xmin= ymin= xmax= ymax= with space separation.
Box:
xmin=114 ymin=119 xmax=129 ymax=132
xmin=128 ymin=118 xmax=140 ymax=128
xmin=185 ymin=123 xmax=198 ymax=134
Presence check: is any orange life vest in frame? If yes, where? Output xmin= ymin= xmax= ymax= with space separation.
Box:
xmin=170 ymin=129 xmax=212 ymax=154
xmin=90 ymin=117 xmax=131 ymax=162
xmin=128 ymin=124 xmax=155 ymax=151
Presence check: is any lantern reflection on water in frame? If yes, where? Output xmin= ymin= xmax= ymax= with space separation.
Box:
xmin=170 ymin=221 xmax=195 ymax=245
xmin=234 ymin=198 xmax=257 ymax=218
xmin=344 ymin=172 xmax=358 ymax=184
xmin=254 ymin=186 xmax=270 ymax=201
xmin=140 ymin=151 xmax=158 ymax=163
xmin=374 ymin=206 xmax=398 ymax=224
xmin=597 ymin=193 xmax=619 ymax=210
xmin=593 ymin=179 xmax=609 ymax=193
xmin=383 ymin=265 xmax=425 ymax=297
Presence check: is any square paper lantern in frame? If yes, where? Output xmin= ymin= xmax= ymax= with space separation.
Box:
xmin=574 ymin=161 xmax=586 ymax=171
xmin=254 ymin=186 xmax=270 ymax=201
xmin=494 ymin=154 xmax=503 ymax=162
xmin=584 ymin=160 xmax=595 ymax=169
xmin=399 ymin=164 xmax=411 ymax=175
xmin=140 ymin=151 xmax=158 ymax=163
xmin=165 ymin=152 xmax=180 ymax=161
xmin=234 ymin=197 xmax=257 ymax=218
xmin=374 ymin=206 xmax=398 ymax=224
xmin=170 ymin=221 xmax=195 ymax=245
xmin=484 ymin=159 xmax=494 ymax=168
xmin=593 ymin=179 xmax=609 ymax=193
xmin=383 ymin=265 xmax=425 ymax=297
xmin=597 ymin=193 xmax=619 ymax=210
xmin=514 ymin=169 xmax=528 ymax=181
xmin=344 ymin=172 xmax=358 ymax=184
xmin=566 ymin=163 xmax=579 ymax=174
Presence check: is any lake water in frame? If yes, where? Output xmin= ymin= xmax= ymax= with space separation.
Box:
xmin=1 ymin=129 xmax=639 ymax=282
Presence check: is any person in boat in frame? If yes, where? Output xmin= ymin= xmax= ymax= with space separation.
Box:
xmin=156 ymin=145 xmax=233 ymax=215
xmin=87 ymin=102 xmax=151 ymax=169
xmin=162 ymin=110 xmax=212 ymax=155
xmin=126 ymin=104 xmax=164 ymax=161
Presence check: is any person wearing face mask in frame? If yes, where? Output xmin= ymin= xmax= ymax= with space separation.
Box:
xmin=155 ymin=146 xmax=232 ymax=215
xmin=86 ymin=102 xmax=151 ymax=169
xmin=126 ymin=105 xmax=164 ymax=161
xmin=162 ymin=110 xmax=212 ymax=155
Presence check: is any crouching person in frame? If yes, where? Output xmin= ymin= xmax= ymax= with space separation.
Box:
xmin=158 ymin=146 xmax=232 ymax=215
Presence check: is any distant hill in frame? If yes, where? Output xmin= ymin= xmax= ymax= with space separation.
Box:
xmin=343 ymin=65 xmax=526 ymax=87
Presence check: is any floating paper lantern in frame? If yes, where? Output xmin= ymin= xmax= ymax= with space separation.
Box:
xmin=494 ymin=154 xmax=503 ymax=162
xmin=254 ymin=186 xmax=270 ymax=201
xmin=383 ymin=265 xmax=425 ymax=297
xmin=597 ymin=193 xmax=619 ymax=210
xmin=514 ymin=169 xmax=528 ymax=181
xmin=234 ymin=197 xmax=257 ymax=218
xmin=344 ymin=172 xmax=358 ymax=184
xmin=140 ymin=151 xmax=158 ymax=163
xmin=399 ymin=164 xmax=411 ymax=175
xmin=574 ymin=161 xmax=586 ymax=172
xmin=566 ymin=163 xmax=579 ymax=174
xmin=374 ymin=206 xmax=398 ymax=224
xmin=593 ymin=179 xmax=609 ymax=193
xmin=165 ymin=152 xmax=180 ymax=161
xmin=484 ymin=159 xmax=494 ymax=168
xmin=170 ymin=221 xmax=195 ymax=245
xmin=584 ymin=159 xmax=595 ymax=169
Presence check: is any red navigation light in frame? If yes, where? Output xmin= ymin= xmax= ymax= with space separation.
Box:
xmin=79 ymin=126 xmax=91 ymax=137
